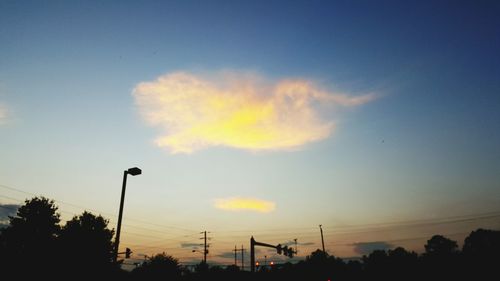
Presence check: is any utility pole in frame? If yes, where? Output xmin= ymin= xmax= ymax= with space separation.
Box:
xmin=319 ymin=224 xmax=325 ymax=253
xmin=200 ymin=231 xmax=210 ymax=264
xmin=233 ymin=245 xmax=238 ymax=266
xmin=250 ymin=237 xmax=255 ymax=272
xmin=232 ymin=245 xmax=245 ymax=269
xmin=294 ymin=238 xmax=298 ymax=255
xmin=204 ymin=231 xmax=207 ymax=264
xmin=241 ymin=245 xmax=245 ymax=271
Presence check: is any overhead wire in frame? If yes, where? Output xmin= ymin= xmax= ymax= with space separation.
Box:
xmin=2 ymin=183 xmax=500 ymax=261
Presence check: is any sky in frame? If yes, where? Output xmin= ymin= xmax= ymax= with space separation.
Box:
xmin=1 ymin=0 xmax=500 ymax=266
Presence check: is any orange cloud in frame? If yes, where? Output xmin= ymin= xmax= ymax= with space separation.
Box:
xmin=214 ymin=197 xmax=276 ymax=213
xmin=134 ymin=71 xmax=375 ymax=153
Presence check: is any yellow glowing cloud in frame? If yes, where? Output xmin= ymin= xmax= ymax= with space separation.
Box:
xmin=214 ymin=197 xmax=276 ymax=213
xmin=134 ymin=71 xmax=375 ymax=153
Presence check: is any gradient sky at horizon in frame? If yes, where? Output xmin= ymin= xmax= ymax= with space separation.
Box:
xmin=1 ymin=0 xmax=500 ymax=265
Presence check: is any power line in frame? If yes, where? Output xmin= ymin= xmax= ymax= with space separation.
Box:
xmin=3 ymin=183 xmax=500 ymax=262
xmin=0 ymin=194 xmax=197 ymax=246
xmin=207 ymin=213 xmax=500 ymax=241
xmin=3 ymin=183 xmax=499 ymax=240
xmin=0 ymin=183 xmax=199 ymax=233
xmin=5 ymin=190 xmax=495 ymax=258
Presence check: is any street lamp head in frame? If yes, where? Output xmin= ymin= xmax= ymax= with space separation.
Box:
xmin=127 ymin=167 xmax=142 ymax=176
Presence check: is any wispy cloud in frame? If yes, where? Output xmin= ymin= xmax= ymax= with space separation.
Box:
xmin=217 ymin=251 xmax=239 ymax=259
xmin=180 ymin=242 xmax=202 ymax=249
xmin=134 ymin=71 xmax=376 ymax=154
xmin=214 ymin=197 xmax=276 ymax=213
xmin=352 ymin=241 xmax=393 ymax=255
xmin=0 ymin=204 xmax=19 ymax=228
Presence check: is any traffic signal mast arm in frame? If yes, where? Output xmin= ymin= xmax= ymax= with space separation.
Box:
xmin=250 ymin=236 xmax=296 ymax=272
xmin=253 ymin=240 xmax=277 ymax=249
xmin=117 ymin=248 xmax=132 ymax=259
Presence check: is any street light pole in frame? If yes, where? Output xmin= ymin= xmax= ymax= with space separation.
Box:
xmin=319 ymin=224 xmax=325 ymax=253
xmin=114 ymin=167 xmax=141 ymax=263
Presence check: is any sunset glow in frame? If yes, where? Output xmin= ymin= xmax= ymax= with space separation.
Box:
xmin=1 ymin=0 xmax=499 ymax=271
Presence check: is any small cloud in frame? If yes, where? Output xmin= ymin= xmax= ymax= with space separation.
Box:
xmin=352 ymin=241 xmax=393 ymax=255
xmin=180 ymin=242 xmax=202 ymax=249
xmin=214 ymin=197 xmax=276 ymax=213
xmin=133 ymin=71 xmax=376 ymax=154
xmin=217 ymin=251 xmax=238 ymax=259
xmin=0 ymin=204 xmax=19 ymax=228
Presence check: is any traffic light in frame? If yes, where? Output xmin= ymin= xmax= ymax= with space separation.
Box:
xmin=125 ymin=248 xmax=132 ymax=259
xmin=276 ymin=244 xmax=282 ymax=255
xmin=280 ymin=246 xmax=294 ymax=258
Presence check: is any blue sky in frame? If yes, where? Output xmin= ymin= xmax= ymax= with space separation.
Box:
xmin=1 ymin=0 xmax=499 ymax=264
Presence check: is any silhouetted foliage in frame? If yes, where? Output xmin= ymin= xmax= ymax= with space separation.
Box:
xmin=422 ymin=235 xmax=460 ymax=279
xmin=463 ymin=228 xmax=500 ymax=257
xmin=58 ymin=211 xmax=115 ymax=276
xmin=0 ymin=197 xmax=60 ymax=277
xmin=462 ymin=229 xmax=500 ymax=279
xmin=2 ymin=196 xmax=500 ymax=281
xmin=193 ymin=260 xmax=209 ymax=274
xmin=225 ymin=264 xmax=240 ymax=272
xmin=362 ymin=247 xmax=419 ymax=280
xmin=131 ymin=252 xmax=181 ymax=280
xmin=424 ymin=234 xmax=459 ymax=256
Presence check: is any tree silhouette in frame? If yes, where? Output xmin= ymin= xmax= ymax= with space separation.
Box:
xmin=462 ymin=229 xmax=500 ymax=278
xmin=131 ymin=252 xmax=181 ymax=280
xmin=225 ymin=264 xmax=240 ymax=272
xmin=463 ymin=228 xmax=500 ymax=257
xmin=0 ymin=197 xmax=60 ymax=277
xmin=58 ymin=211 xmax=115 ymax=276
xmin=422 ymin=235 xmax=460 ymax=279
xmin=194 ymin=260 xmax=209 ymax=274
xmin=306 ymin=249 xmax=329 ymax=262
xmin=362 ymin=249 xmax=389 ymax=278
xmin=424 ymin=235 xmax=458 ymax=257
xmin=295 ymin=249 xmax=346 ymax=281
xmin=2 ymin=196 xmax=500 ymax=281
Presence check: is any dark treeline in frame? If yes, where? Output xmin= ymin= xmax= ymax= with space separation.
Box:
xmin=1 ymin=197 xmax=499 ymax=280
